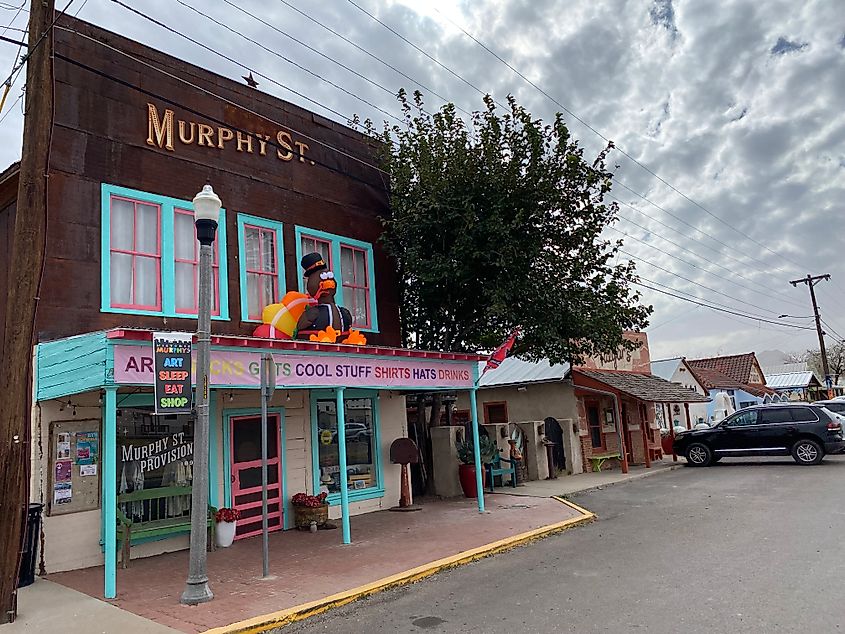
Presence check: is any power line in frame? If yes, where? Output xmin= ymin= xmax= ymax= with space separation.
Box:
xmin=172 ymin=0 xmax=406 ymax=127
xmin=633 ymin=279 xmax=816 ymax=331
xmin=276 ymin=0 xmax=474 ymax=119
xmin=428 ymin=3 xmax=812 ymax=274
xmin=76 ymin=18 xmax=388 ymax=177
xmin=1 ymin=0 xmax=74 ymax=87
xmin=608 ymin=224 xmax=807 ymax=312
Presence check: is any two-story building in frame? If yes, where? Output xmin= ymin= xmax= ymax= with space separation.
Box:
xmin=0 ymin=17 xmax=483 ymax=599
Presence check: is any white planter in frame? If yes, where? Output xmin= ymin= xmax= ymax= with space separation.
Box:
xmin=215 ymin=520 xmax=236 ymax=548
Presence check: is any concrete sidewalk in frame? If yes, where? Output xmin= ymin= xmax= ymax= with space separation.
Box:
xmin=4 ymin=578 xmax=177 ymax=633
xmin=507 ymin=459 xmax=681 ymax=498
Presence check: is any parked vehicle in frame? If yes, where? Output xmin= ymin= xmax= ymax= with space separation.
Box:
xmin=813 ymin=399 xmax=845 ymax=415
xmin=673 ymin=403 xmax=845 ymax=466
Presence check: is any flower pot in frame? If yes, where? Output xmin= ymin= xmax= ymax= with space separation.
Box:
xmin=293 ymin=504 xmax=329 ymax=530
xmin=458 ymin=463 xmax=486 ymax=498
xmin=215 ymin=520 xmax=236 ymax=548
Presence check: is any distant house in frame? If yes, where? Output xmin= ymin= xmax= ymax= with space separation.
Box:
xmin=763 ymin=362 xmax=825 ymax=401
xmin=650 ymin=357 xmax=709 ymax=426
xmin=687 ymin=353 xmax=780 ymax=418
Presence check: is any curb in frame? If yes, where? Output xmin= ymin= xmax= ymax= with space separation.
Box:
xmin=560 ymin=463 xmax=684 ymax=498
xmin=203 ymin=501 xmax=595 ymax=634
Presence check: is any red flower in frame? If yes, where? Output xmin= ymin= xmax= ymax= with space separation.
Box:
xmin=291 ymin=492 xmax=328 ymax=508
xmin=215 ymin=507 xmax=240 ymax=523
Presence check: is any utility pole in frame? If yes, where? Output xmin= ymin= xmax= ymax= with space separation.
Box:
xmin=0 ymin=0 xmax=53 ymax=623
xmin=790 ymin=274 xmax=833 ymax=399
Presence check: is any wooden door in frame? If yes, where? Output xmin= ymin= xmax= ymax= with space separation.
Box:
xmin=230 ymin=413 xmax=283 ymax=540
xmin=621 ymin=404 xmax=634 ymax=464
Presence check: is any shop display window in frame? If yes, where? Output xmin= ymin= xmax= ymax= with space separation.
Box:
xmin=315 ymin=397 xmax=377 ymax=495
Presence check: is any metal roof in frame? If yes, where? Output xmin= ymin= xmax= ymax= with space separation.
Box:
xmin=478 ymin=357 xmax=570 ymax=388
xmin=650 ymin=358 xmax=682 ymax=381
xmin=766 ymin=371 xmax=818 ymax=389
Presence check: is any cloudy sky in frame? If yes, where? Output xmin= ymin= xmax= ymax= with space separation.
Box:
xmin=0 ymin=0 xmax=842 ymax=362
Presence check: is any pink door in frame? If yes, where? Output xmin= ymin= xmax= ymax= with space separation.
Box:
xmin=230 ymin=413 xmax=283 ymax=540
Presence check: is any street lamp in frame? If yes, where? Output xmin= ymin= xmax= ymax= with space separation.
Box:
xmin=181 ymin=184 xmax=221 ymax=606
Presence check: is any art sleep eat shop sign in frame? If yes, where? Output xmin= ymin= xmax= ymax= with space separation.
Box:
xmin=153 ymin=332 xmax=193 ymax=413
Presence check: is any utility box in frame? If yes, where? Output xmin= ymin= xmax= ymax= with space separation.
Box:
xmin=431 ymin=425 xmax=465 ymax=498
xmin=516 ymin=421 xmax=550 ymax=481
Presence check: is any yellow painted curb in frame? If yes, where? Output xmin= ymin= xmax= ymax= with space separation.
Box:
xmin=203 ymin=503 xmax=595 ymax=634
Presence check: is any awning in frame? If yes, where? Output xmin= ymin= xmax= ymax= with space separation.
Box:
xmin=574 ymin=369 xmax=710 ymax=403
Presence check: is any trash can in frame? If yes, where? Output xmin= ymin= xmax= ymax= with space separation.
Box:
xmin=17 ymin=503 xmax=43 ymax=588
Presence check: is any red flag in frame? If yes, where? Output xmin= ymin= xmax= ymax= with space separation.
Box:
xmin=483 ymin=329 xmax=520 ymax=374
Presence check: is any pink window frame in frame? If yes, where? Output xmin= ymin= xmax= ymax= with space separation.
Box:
xmin=244 ymin=224 xmax=279 ymax=321
xmin=300 ymin=234 xmax=333 ymax=286
xmin=173 ymin=207 xmax=220 ymax=316
xmin=340 ymin=244 xmax=372 ymax=330
xmin=109 ymin=194 xmax=162 ymax=311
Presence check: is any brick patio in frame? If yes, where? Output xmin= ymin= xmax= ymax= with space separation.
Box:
xmin=47 ymin=494 xmax=582 ymax=633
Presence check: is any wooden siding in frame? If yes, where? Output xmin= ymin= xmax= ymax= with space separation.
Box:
xmin=32 ymin=17 xmax=399 ymax=345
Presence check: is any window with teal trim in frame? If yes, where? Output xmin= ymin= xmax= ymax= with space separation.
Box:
xmin=101 ymin=184 xmax=229 ymax=319
xmin=236 ymin=214 xmax=285 ymax=322
xmin=295 ymin=227 xmax=379 ymax=332
xmin=315 ymin=397 xmax=379 ymax=496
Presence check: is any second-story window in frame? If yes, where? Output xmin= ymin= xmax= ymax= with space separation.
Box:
xmin=101 ymin=184 xmax=229 ymax=319
xmin=236 ymin=214 xmax=285 ymax=322
xmin=109 ymin=196 xmax=161 ymax=311
xmin=295 ymin=227 xmax=379 ymax=332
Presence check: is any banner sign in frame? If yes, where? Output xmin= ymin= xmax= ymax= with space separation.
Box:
xmin=116 ymin=345 xmax=475 ymax=390
xmin=153 ymin=332 xmax=193 ymax=414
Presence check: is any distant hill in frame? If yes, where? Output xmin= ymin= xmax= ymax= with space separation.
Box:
xmin=756 ymin=350 xmax=790 ymax=366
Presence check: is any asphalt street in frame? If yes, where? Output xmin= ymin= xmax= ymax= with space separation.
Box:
xmin=288 ymin=456 xmax=845 ymax=633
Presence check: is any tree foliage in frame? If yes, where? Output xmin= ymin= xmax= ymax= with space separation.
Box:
xmin=362 ymin=91 xmax=651 ymax=363
xmin=806 ymin=343 xmax=845 ymax=383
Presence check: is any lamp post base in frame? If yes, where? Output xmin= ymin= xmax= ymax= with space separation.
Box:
xmin=180 ymin=580 xmax=213 ymax=605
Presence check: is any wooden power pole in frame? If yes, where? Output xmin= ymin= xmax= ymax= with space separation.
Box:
xmin=0 ymin=0 xmax=53 ymax=622
xmin=790 ymin=273 xmax=833 ymax=399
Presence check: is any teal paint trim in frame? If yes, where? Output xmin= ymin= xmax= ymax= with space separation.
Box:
xmin=294 ymin=225 xmax=380 ymax=333
xmin=236 ymin=213 xmax=285 ymax=323
xmin=221 ymin=407 xmax=286 ymax=519
xmin=335 ymin=387 xmax=351 ymax=544
xmin=103 ymin=386 xmax=118 ymax=599
xmin=469 ymin=388 xmax=485 ymax=513
xmin=309 ymin=388 xmax=384 ymax=517
xmin=115 ymin=392 xmax=154 ymax=408
xmin=208 ymin=390 xmax=219 ymax=509
xmin=100 ymin=183 xmax=229 ymax=321
xmin=36 ymin=332 xmax=109 ymax=400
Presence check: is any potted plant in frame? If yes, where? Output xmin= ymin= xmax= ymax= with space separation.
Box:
xmin=455 ymin=435 xmax=497 ymax=498
xmin=291 ymin=492 xmax=329 ymax=530
xmin=214 ymin=507 xmax=240 ymax=548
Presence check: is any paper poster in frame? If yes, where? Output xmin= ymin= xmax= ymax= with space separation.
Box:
xmin=57 ymin=432 xmax=71 ymax=459
xmin=55 ymin=459 xmax=72 ymax=483
xmin=54 ymin=482 xmax=72 ymax=504
xmin=75 ymin=432 xmax=98 ymax=465
xmin=80 ymin=464 xmax=97 ymax=477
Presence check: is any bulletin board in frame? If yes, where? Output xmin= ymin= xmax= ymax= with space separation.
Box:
xmin=48 ymin=419 xmax=101 ymax=516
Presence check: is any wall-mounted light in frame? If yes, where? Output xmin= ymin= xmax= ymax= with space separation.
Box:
xmin=286 ymin=391 xmax=291 ymax=402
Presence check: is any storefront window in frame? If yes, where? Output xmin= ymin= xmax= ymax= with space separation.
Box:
xmin=236 ymin=214 xmax=284 ymax=322
xmin=315 ymin=397 xmax=376 ymax=495
xmin=174 ymin=208 xmax=219 ymax=315
xmin=116 ymin=407 xmax=194 ymax=520
xmin=340 ymin=245 xmax=371 ymax=329
xmin=109 ymin=196 xmax=162 ymax=311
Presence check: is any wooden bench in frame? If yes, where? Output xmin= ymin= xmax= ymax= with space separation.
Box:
xmin=116 ymin=486 xmax=216 ymax=568
xmin=588 ymin=451 xmax=621 ymax=472
xmin=484 ymin=451 xmax=517 ymax=492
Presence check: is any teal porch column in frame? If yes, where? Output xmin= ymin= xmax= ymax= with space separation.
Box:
xmin=103 ymin=386 xmax=118 ymax=598
xmin=336 ymin=387 xmax=351 ymax=544
xmin=469 ymin=388 xmax=485 ymax=513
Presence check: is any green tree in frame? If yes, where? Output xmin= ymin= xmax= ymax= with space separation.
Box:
xmin=364 ymin=91 xmax=651 ymax=364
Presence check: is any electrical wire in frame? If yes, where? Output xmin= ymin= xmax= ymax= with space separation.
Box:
xmin=1 ymin=0 xmax=73 ymax=87
xmin=427 ymin=3 xmax=813 ymax=275
xmin=57 ymin=25 xmax=390 ymax=177
xmin=172 ymin=0 xmax=406 ymax=127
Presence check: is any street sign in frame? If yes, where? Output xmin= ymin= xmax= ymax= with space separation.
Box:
xmin=261 ymin=353 xmax=276 ymax=398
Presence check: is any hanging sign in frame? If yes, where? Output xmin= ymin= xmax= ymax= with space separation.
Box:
xmin=153 ymin=332 xmax=193 ymax=414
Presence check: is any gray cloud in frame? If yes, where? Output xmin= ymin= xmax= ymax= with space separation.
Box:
xmin=0 ymin=0 xmax=841 ymax=360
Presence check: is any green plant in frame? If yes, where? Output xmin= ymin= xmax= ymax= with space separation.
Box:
xmin=455 ymin=434 xmax=498 ymax=465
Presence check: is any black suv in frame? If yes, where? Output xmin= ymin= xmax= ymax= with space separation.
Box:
xmin=673 ymin=403 xmax=845 ymax=466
